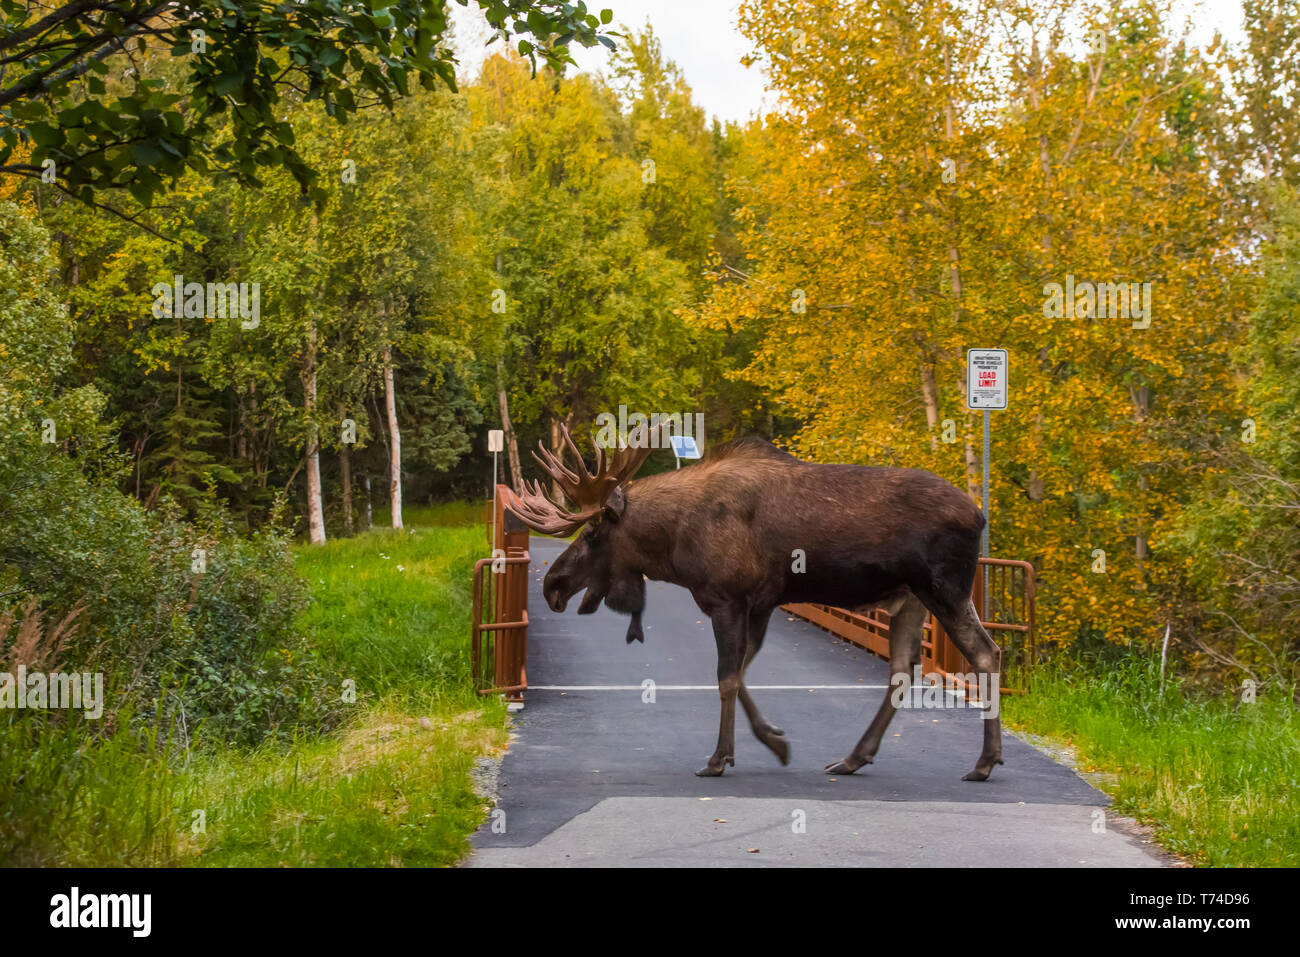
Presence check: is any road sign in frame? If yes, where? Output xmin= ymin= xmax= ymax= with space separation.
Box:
xmin=488 ymin=430 xmax=504 ymax=549
xmin=966 ymin=348 xmax=1008 ymax=614
xmin=669 ymin=435 xmax=701 ymax=460
xmin=967 ymin=348 xmax=1008 ymax=410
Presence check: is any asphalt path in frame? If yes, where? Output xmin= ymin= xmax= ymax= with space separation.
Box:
xmin=468 ymin=537 xmax=1168 ymax=867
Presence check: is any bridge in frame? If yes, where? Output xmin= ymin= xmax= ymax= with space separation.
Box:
xmin=467 ymin=501 xmax=1170 ymax=867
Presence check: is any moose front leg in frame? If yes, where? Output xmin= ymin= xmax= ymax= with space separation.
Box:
xmin=696 ymin=603 xmax=748 ymax=777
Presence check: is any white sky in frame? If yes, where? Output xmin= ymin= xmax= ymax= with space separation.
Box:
xmin=450 ymin=0 xmax=1251 ymax=126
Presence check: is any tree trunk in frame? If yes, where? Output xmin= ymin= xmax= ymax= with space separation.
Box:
xmin=920 ymin=360 xmax=940 ymax=452
xmin=341 ymin=440 xmax=353 ymax=535
xmin=384 ymin=346 xmax=403 ymax=530
xmin=548 ymin=415 xmax=565 ymax=502
xmin=363 ymin=475 xmax=373 ymax=530
xmin=250 ymin=382 xmax=267 ymax=488
xmin=302 ymin=209 xmax=326 ymax=544
xmin=303 ymin=328 xmax=326 ymax=544
xmin=496 ymin=355 xmax=522 ymax=492
xmin=1136 ymin=473 xmax=1149 ymax=586
xmin=1131 ymin=383 xmax=1151 ymax=587
xmin=943 ymin=43 xmax=963 ymax=307
xmin=1027 ymin=470 xmax=1045 ymax=501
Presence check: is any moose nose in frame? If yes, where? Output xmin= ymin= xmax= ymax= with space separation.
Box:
xmin=543 ymin=576 xmax=568 ymax=613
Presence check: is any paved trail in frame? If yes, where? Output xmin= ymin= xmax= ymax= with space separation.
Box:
xmin=468 ymin=538 xmax=1167 ymax=867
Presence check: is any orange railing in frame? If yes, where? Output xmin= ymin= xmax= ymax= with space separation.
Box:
xmin=471 ymin=486 xmax=530 ymax=700
xmin=783 ymin=558 xmax=1036 ymax=694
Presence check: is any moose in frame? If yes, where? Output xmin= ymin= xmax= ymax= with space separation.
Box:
xmin=503 ymin=426 xmax=1003 ymax=782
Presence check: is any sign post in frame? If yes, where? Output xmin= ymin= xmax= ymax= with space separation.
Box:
xmin=488 ymin=429 xmax=504 ymax=551
xmin=966 ymin=349 xmax=1008 ymax=618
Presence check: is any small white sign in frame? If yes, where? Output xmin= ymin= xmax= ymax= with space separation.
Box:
xmin=967 ymin=349 xmax=1008 ymax=410
xmin=669 ymin=435 xmax=701 ymax=459
xmin=488 ymin=429 xmax=504 ymax=453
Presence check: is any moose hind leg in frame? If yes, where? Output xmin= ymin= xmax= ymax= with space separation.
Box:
xmin=737 ymin=608 xmax=789 ymax=765
xmin=931 ymin=597 xmax=1004 ymax=781
xmin=697 ymin=604 xmax=746 ymax=777
xmin=825 ymin=593 xmax=926 ymax=774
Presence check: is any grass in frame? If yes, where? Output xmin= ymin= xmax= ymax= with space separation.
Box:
xmin=0 ymin=501 xmax=506 ymax=867
xmin=373 ymin=501 xmax=488 ymax=530
xmin=1003 ymin=657 xmax=1300 ymax=866
xmin=296 ymin=520 xmax=485 ymax=697
xmin=176 ymin=698 xmax=504 ymax=867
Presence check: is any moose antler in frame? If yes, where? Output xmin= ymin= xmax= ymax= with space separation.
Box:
xmin=502 ymin=423 xmax=661 ymax=535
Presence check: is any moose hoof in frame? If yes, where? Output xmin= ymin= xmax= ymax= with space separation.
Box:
xmin=824 ymin=757 xmax=867 ymax=775
xmin=762 ymin=733 xmax=791 ymax=766
xmin=962 ymin=758 xmax=1003 ymax=782
xmin=695 ymin=756 xmax=734 ymax=777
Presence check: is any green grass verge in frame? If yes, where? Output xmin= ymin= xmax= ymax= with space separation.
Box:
xmin=176 ymin=696 xmax=504 ymax=867
xmin=1003 ymin=658 xmax=1300 ymax=866
xmin=296 ymin=521 xmax=484 ymax=697
xmin=1 ymin=502 xmax=505 ymax=867
xmin=373 ymin=501 xmax=488 ymax=530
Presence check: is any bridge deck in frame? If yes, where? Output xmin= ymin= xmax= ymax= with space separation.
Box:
xmin=468 ymin=537 xmax=1168 ymax=867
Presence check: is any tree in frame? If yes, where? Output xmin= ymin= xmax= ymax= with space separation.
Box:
xmin=0 ymin=0 xmax=616 ymax=212
xmin=707 ymin=0 xmax=1248 ymax=647
xmin=1232 ymin=0 xmax=1300 ymax=187
xmin=469 ymin=54 xmax=699 ymax=476
xmin=1167 ymin=183 xmax=1300 ymax=683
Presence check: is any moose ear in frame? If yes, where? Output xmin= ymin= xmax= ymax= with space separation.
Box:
xmin=602 ymin=486 xmax=627 ymax=524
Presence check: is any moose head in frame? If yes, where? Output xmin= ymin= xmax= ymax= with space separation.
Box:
xmin=502 ymin=424 xmax=659 ymax=643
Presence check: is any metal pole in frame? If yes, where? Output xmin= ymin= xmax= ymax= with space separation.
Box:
xmin=982 ymin=409 xmax=990 ymax=619
xmin=492 ymin=450 xmax=499 ymax=552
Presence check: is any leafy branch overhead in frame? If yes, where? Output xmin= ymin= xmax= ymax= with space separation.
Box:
xmin=0 ymin=0 xmax=617 ymax=207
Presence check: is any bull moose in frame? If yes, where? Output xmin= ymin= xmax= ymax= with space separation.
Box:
xmin=503 ymin=426 xmax=1003 ymax=782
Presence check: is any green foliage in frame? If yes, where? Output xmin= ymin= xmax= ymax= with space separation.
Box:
xmin=0 ymin=509 xmax=501 ymax=866
xmin=1 ymin=199 xmax=337 ymax=745
xmin=0 ymin=0 xmax=617 ymax=210
xmin=1163 ymin=183 xmax=1300 ymax=684
xmin=469 ymin=54 xmax=709 ymax=446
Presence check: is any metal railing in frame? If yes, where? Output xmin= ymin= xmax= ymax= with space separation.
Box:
xmin=783 ymin=557 xmax=1036 ymax=694
xmin=471 ymin=486 xmax=530 ymax=700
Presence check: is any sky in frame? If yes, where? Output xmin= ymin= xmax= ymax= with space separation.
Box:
xmin=451 ymin=0 xmax=1251 ymax=126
